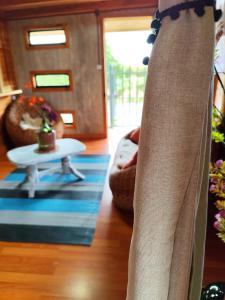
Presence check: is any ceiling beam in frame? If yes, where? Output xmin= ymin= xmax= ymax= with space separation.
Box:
xmin=3 ymin=0 xmax=157 ymax=20
xmin=1 ymin=0 xmax=108 ymax=11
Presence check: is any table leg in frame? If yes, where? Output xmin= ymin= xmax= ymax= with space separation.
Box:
xmin=61 ymin=156 xmax=85 ymax=180
xmin=20 ymin=165 xmax=39 ymax=198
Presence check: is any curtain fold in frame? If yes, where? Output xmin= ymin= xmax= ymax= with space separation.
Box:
xmin=126 ymin=1 xmax=215 ymax=299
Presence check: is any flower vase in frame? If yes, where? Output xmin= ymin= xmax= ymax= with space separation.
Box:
xmin=38 ymin=120 xmax=56 ymax=152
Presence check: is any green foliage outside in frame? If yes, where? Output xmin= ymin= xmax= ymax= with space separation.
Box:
xmin=106 ymin=44 xmax=147 ymax=104
xmin=36 ymin=74 xmax=70 ymax=87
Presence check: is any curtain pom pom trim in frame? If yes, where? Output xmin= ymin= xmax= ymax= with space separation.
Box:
xmin=143 ymin=0 xmax=222 ymax=65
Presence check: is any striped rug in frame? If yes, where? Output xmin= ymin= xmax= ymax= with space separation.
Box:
xmin=0 ymin=155 xmax=110 ymax=246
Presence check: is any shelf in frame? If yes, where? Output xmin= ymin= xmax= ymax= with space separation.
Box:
xmin=0 ymin=89 xmax=23 ymax=98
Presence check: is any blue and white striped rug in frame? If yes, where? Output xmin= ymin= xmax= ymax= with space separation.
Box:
xmin=0 ymin=155 xmax=110 ymax=246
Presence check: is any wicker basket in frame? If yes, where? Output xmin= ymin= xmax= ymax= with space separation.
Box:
xmin=5 ymin=99 xmax=64 ymax=147
xmin=109 ymin=132 xmax=138 ymax=211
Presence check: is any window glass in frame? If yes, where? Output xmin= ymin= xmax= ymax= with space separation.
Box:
xmin=60 ymin=112 xmax=75 ymax=126
xmin=28 ymin=28 xmax=67 ymax=46
xmin=34 ymin=74 xmax=70 ymax=88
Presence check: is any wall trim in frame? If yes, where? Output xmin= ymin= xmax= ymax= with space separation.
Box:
xmin=23 ymin=24 xmax=70 ymax=50
xmin=3 ymin=0 xmax=157 ymax=20
xmin=63 ymin=132 xmax=107 ymax=140
xmin=30 ymin=69 xmax=73 ymax=92
xmin=59 ymin=110 xmax=76 ymax=129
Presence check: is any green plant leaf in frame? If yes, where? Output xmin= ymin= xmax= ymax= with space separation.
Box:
xmin=212 ymin=131 xmax=225 ymax=143
xmin=217 ymin=232 xmax=225 ymax=243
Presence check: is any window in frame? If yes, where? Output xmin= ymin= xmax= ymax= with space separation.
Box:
xmin=30 ymin=70 xmax=73 ymax=92
xmin=60 ymin=111 xmax=76 ymax=128
xmin=24 ymin=25 xmax=69 ymax=49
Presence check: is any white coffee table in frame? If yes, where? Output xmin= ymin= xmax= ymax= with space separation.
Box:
xmin=7 ymin=138 xmax=86 ymax=198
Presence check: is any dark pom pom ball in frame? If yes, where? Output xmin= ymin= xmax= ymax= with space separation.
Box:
xmin=155 ymin=10 xmax=160 ymax=20
xmin=194 ymin=3 xmax=205 ymax=17
xmin=151 ymin=19 xmax=161 ymax=30
xmin=170 ymin=9 xmax=180 ymax=20
xmin=214 ymin=9 xmax=222 ymax=22
xmin=147 ymin=34 xmax=157 ymax=44
xmin=143 ymin=57 xmax=150 ymax=66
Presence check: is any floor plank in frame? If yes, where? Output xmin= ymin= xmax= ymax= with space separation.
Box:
xmin=0 ymin=132 xmax=224 ymax=299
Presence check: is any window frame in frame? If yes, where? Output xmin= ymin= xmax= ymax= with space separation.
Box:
xmin=30 ymin=70 xmax=73 ymax=92
xmin=24 ymin=24 xmax=70 ymax=50
xmin=59 ymin=110 xmax=76 ymax=128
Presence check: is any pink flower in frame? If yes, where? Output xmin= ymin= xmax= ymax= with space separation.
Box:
xmin=214 ymin=221 xmax=222 ymax=231
xmin=215 ymin=213 xmax=222 ymax=220
xmin=215 ymin=213 xmax=221 ymax=221
xmin=210 ymin=184 xmax=216 ymax=192
xmin=215 ymin=211 xmax=225 ymax=226
xmin=48 ymin=111 xmax=58 ymax=123
xmin=216 ymin=160 xmax=223 ymax=168
xmin=218 ymin=210 xmax=225 ymax=219
xmin=41 ymin=103 xmax=51 ymax=113
xmin=210 ymin=178 xmax=217 ymax=183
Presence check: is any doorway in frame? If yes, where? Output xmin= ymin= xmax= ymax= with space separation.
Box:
xmin=104 ymin=17 xmax=152 ymax=129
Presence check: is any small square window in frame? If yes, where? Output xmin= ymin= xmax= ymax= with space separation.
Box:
xmin=24 ymin=25 xmax=69 ymax=49
xmin=30 ymin=70 xmax=73 ymax=92
xmin=60 ymin=111 xmax=76 ymax=128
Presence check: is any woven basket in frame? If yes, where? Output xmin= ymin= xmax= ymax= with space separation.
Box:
xmin=5 ymin=99 xmax=64 ymax=147
xmin=109 ymin=164 xmax=136 ymax=210
xmin=109 ymin=132 xmax=138 ymax=211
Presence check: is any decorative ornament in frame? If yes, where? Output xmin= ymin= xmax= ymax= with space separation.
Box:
xmin=214 ymin=7 xmax=223 ymax=22
xmin=143 ymin=0 xmax=223 ymax=65
xmin=201 ymin=282 xmax=225 ymax=300
xmin=143 ymin=57 xmax=150 ymax=66
xmin=147 ymin=33 xmax=157 ymax=44
xmin=194 ymin=1 xmax=205 ymax=17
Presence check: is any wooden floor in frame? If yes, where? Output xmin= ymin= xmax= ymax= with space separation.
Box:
xmin=0 ymin=133 xmax=224 ymax=300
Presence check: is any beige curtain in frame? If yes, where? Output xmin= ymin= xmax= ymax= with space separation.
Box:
xmin=126 ymin=1 xmax=215 ymax=299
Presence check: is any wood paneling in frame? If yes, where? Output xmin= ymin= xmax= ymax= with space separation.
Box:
xmin=1 ymin=0 xmax=109 ymax=10
xmin=214 ymin=74 xmax=225 ymax=114
xmin=0 ymin=96 xmax=11 ymax=156
xmin=63 ymin=132 xmax=108 ymax=139
xmin=2 ymin=0 xmax=157 ymax=20
xmin=8 ymin=14 xmax=106 ymax=138
xmin=100 ymin=6 xmax=156 ymax=18
xmin=104 ymin=16 xmax=152 ymax=32
xmin=0 ymin=96 xmax=11 ymax=119
xmin=0 ymin=20 xmax=16 ymax=93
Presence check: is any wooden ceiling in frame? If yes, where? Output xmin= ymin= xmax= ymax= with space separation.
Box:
xmin=0 ymin=0 xmax=157 ymax=20
xmin=1 ymin=0 xmax=108 ymax=10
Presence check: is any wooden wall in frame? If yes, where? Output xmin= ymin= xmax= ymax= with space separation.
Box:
xmin=3 ymin=0 xmax=157 ymax=20
xmin=0 ymin=20 xmax=16 ymax=94
xmin=0 ymin=95 xmax=11 ymax=155
xmin=0 ymin=19 xmax=17 ymax=153
xmin=8 ymin=14 xmax=106 ymax=138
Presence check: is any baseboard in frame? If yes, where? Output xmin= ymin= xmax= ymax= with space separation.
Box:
xmin=63 ymin=132 xmax=107 ymax=140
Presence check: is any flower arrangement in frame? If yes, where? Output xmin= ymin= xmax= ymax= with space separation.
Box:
xmin=209 ymin=159 xmax=225 ymax=243
xmin=18 ymin=95 xmax=59 ymax=152
xmin=18 ymin=95 xmax=58 ymax=133
xmin=209 ymin=105 xmax=225 ymax=244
